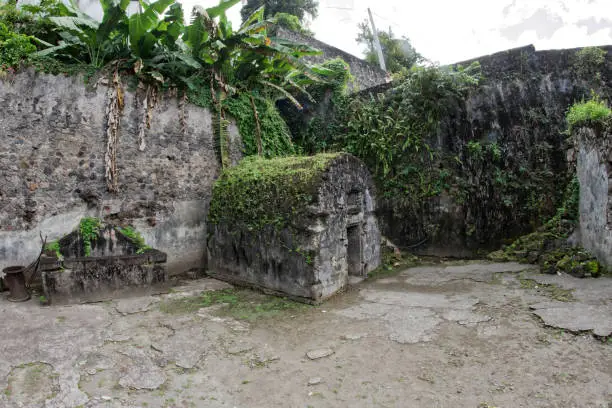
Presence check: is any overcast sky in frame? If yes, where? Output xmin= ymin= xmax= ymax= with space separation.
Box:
xmin=187 ymin=0 xmax=611 ymax=65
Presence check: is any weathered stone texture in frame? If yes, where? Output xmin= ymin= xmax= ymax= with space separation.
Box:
xmin=39 ymin=225 xmax=168 ymax=303
xmin=376 ymin=45 xmax=612 ymax=254
xmin=275 ymin=27 xmax=388 ymax=91
xmin=0 ymin=70 xmax=241 ymax=274
xmin=572 ymin=126 xmax=612 ymax=268
xmin=207 ymin=154 xmax=381 ymax=303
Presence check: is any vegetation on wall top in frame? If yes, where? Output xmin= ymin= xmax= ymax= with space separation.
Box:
xmin=240 ymin=0 xmax=318 ymax=23
xmin=208 ymin=153 xmax=340 ymax=231
xmin=0 ymin=0 xmax=344 ymax=191
xmin=566 ymin=92 xmax=612 ymax=132
xmin=356 ymin=20 xmax=421 ymax=75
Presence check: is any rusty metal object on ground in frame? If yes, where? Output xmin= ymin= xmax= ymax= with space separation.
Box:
xmin=3 ymin=266 xmax=30 ymax=302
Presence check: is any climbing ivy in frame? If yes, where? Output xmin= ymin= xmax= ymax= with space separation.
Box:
xmin=280 ymin=58 xmax=354 ymax=154
xmin=224 ymin=93 xmax=295 ymax=157
xmin=189 ymin=85 xmax=296 ymax=158
xmin=44 ymin=240 xmax=62 ymax=259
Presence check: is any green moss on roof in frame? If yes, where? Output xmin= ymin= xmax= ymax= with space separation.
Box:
xmin=209 ymin=153 xmax=342 ymax=231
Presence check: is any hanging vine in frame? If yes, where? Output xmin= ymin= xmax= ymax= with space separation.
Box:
xmin=136 ymin=83 xmax=159 ymax=151
xmin=249 ymin=94 xmax=263 ymax=155
xmin=179 ymin=89 xmax=187 ymax=135
xmin=104 ymin=67 xmax=123 ymax=193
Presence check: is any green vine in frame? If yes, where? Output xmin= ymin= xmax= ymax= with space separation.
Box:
xmin=189 ymin=85 xmax=295 ymax=158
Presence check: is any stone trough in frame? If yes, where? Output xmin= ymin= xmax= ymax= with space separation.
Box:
xmin=39 ymin=223 xmax=167 ymax=304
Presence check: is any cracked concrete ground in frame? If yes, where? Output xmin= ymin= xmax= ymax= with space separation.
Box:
xmin=0 ymin=262 xmax=610 ymax=408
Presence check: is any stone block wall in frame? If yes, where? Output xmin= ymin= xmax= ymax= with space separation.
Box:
xmin=572 ymin=126 xmax=612 ymax=268
xmin=275 ymin=27 xmax=388 ymax=91
xmin=374 ymin=45 xmax=612 ymax=254
xmin=0 ymin=70 xmax=241 ymax=274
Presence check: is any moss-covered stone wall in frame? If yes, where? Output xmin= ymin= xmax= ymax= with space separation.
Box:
xmin=207 ymin=153 xmax=381 ymax=303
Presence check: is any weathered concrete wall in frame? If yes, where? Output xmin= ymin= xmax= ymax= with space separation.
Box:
xmin=0 ymin=70 xmax=240 ymax=274
xmin=375 ymin=45 xmax=612 ymax=254
xmin=572 ymin=126 xmax=612 ymax=268
xmin=275 ymin=27 xmax=388 ymax=91
xmin=207 ymin=154 xmax=380 ymax=303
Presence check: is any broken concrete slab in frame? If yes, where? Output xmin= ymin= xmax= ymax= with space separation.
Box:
xmin=523 ymin=272 xmax=612 ymax=304
xmin=165 ymin=278 xmax=234 ymax=299
xmin=530 ymin=301 xmax=612 ymax=337
xmin=337 ymin=289 xmax=488 ymax=343
xmin=441 ymin=309 xmax=492 ymax=326
xmin=6 ymin=362 xmax=60 ymax=407
xmin=359 ymin=289 xmax=479 ymax=309
xmin=400 ymin=262 xmax=534 ymax=285
xmin=117 ymin=347 xmax=166 ymax=390
xmin=150 ymin=327 xmax=209 ymax=369
xmin=227 ymin=344 xmax=254 ymax=355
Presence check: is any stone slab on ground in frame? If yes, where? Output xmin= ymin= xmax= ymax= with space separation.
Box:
xmin=399 ymin=262 xmax=534 ymax=285
xmin=115 ymin=296 xmax=158 ymax=315
xmin=306 ymin=348 xmax=334 ymax=360
xmin=523 ymin=272 xmax=612 ymax=304
xmin=530 ymin=301 xmax=612 ymax=337
xmin=166 ymin=278 xmax=234 ymax=299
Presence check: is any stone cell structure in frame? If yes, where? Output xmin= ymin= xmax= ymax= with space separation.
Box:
xmin=207 ymin=153 xmax=381 ymax=303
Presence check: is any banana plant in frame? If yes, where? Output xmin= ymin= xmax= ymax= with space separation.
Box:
xmin=34 ymin=0 xmax=130 ymax=67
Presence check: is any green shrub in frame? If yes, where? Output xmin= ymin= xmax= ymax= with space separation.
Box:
xmin=79 ymin=217 xmax=101 ymax=256
xmin=566 ymin=94 xmax=611 ymax=132
xmin=272 ymin=12 xmax=313 ymax=36
xmin=572 ymin=47 xmax=607 ymax=78
xmin=0 ymin=22 xmax=36 ymax=70
xmin=116 ymin=226 xmax=151 ymax=254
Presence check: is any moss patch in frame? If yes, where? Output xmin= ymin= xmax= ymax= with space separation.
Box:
xmin=208 ymin=153 xmax=341 ymax=231
xmin=488 ymin=175 xmax=605 ymax=277
xmin=159 ymin=288 xmax=311 ymax=321
xmin=367 ymin=249 xmax=421 ymax=279
xmin=518 ymin=276 xmax=575 ymax=302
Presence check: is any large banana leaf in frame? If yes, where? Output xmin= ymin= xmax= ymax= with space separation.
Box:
xmin=205 ymin=0 xmax=240 ymax=18
xmin=48 ymin=16 xmax=98 ymax=32
xmin=129 ymin=0 xmax=174 ymax=56
xmin=96 ymin=0 xmax=129 ymax=49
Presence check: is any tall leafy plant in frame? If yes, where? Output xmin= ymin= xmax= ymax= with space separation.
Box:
xmin=34 ymin=0 xmax=130 ymax=67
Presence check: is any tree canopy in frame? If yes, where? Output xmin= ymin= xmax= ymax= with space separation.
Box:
xmin=356 ymin=20 xmax=421 ymax=74
xmin=240 ymin=0 xmax=318 ymax=23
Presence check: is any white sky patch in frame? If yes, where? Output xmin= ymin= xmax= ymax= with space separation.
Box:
xmin=83 ymin=0 xmax=612 ymax=65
